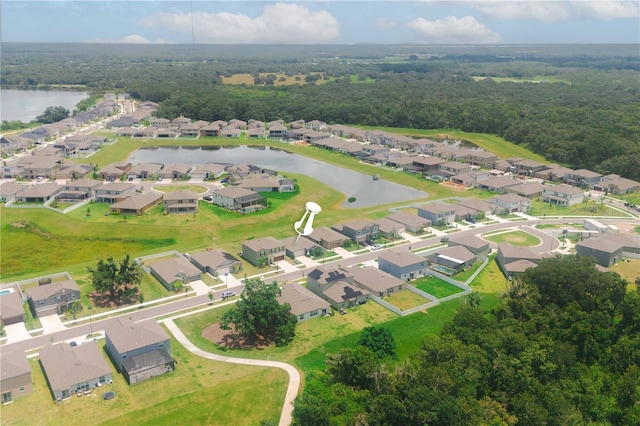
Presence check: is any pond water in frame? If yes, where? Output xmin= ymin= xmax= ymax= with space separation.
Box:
xmin=128 ymin=146 xmax=430 ymax=208
xmin=1 ymin=89 xmax=89 ymax=122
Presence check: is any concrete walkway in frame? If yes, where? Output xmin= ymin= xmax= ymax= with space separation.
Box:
xmin=40 ymin=314 xmax=66 ymax=334
xmin=162 ymin=319 xmax=300 ymax=426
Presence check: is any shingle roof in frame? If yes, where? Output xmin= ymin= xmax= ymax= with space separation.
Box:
xmin=39 ymin=343 xmax=112 ymax=392
xmin=277 ymin=283 xmax=330 ymax=316
xmin=1 ymin=350 xmax=31 ymax=382
xmin=348 ymin=266 xmax=403 ymax=293
xmin=378 ymin=250 xmax=426 ymax=267
xmin=26 ymin=279 xmax=79 ymax=301
xmin=106 ymin=318 xmax=170 ymax=354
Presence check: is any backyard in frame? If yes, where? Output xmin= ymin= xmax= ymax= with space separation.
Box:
xmin=383 ymin=289 xmax=432 ymax=311
xmin=411 ymin=276 xmax=465 ymax=299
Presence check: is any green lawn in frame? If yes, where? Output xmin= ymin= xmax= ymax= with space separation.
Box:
xmin=470 ymin=255 xmax=510 ymax=295
xmin=529 ymin=199 xmax=628 ymax=217
xmin=152 ymin=184 xmax=208 ymax=193
xmin=384 ymin=289 xmax=432 ymax=311
xmin=451 ymin=261 xmax=484 ymax=283
xmin=412 ymin=276 xmax=464 ymax=299
xmin=482 ymin=230 xmax=542 ymax=247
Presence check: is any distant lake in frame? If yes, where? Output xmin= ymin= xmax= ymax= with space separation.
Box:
xmin=129 ymin=146 xmax=430 ymax=208
xmin=0 ymin=89 xmax=89 ymax=123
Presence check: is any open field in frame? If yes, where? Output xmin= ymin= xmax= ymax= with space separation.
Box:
xmin=384 ymin=289 xmax=431 ymax=310
xmin=609 ymin=258 xmax=640 ymax=287
xmin=482 ymin=230 xmax=542 ymax=247
xmin=529 ymin=199 xmax=630 ymax=217
xmin=412 ymin=276 xmax=464 ymax=298
xmin=0 ymin=336 xmax=286 ymax=426
xmin=469 ymin=255 xmax=510 ymax=295
xmin=221 ymin=72 xmax=327 ymax=86
xmin=472 ymin=75 xmax=571 ymax=84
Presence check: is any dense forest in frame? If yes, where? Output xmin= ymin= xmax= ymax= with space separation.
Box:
xmin=3 ymin=43 xmax=639 ymax=180
xmin=292 ymin=255 xmax=640 ymax=425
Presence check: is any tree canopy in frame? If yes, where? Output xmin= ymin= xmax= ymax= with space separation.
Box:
xmin=293 ymin=255 xmax=640 ymax=425
xmin=88 ymin=255 xmax=141 ymax=300
xmin=220 ymin=278 xmax=297 ymax=346
xmin=35 ymin=105 xmax=69 ymax=124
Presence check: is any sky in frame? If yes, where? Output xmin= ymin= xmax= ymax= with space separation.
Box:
xmin=2 ymin=1 xmax=639 ymax=44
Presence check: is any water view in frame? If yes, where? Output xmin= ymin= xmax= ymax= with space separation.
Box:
xmin=129 ymin=146 xmax=430 ymax=208
xmin=1 ymin=89 xmax=89 ymax=122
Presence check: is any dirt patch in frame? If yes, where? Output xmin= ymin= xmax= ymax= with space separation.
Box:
xmin=10 ymin=221 xmax=27 ymax=228
xmin=441 ymin=181 xmax=468 ymax=190
xmin=202 ymin=322 xmax=273 ymax=350
xmin=293 ymin=141 xmax=310 ymax=146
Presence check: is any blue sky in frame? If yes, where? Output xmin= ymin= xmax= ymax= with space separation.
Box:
xmin=3 ymin=1 xmax=639 ymax=44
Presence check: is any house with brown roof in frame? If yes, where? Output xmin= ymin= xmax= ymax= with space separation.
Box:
xmin=241 ymin=237 xmax=286 ymax=266
xmin=508 ymin=159 xmax=547 ymax=176
xmin=280 ymin=236 xmax=320 ymax=259
xmin=0 ymin=182 xmax=28 ymax=202
xmin=199 ymin=123 xmax=222 ymax=137
xmin=371 ymin=217 xmax=405 ymax=239
xmin=127 ymin=163 xmax=163 ymax=180
xmin=452 ymin=204 xmax=479 ymax=222
xmin=163 ymin=190 xmax=198 ymax=214
xmin=25 ymin=278 xmax=81 ymax=318
xmin=447 ymin=234 xmax=490 ymax=258
xmin=456 ymin=198 xmax=496 ymax=216
xmin=39 ymin=342 xmax=113 ymax=401
xmin=476 ymin=175 xmax=520 ymax=193
xmin=438 ymin=161 xmax=472 ymax=178
xmin=189 ymin=249 xmax=242 ymax=276
xmin=417 ymin=203 xmax=456 ymax=225
xmin=533 ymin=164 xmax=575 ymax=182
xmin=189 ymin=163 xmax=226 ymax=180
xmin=491 ymin=193 xmax=532 ymax=213
xmin=211 ymin=186 xmax=266 ymax=212
xmin=277 ymin=283 xmax=331 ymax=322
xmin=496 ymin=243 xmax=542 ymax=279
xmin=60 ymin=178 xmax=102 ymax=200
xmin=594 ymin=174 xmax=640 ymax=195
xmin=105 ymin=318 xmax=175 ymax=385
xmin=377 ymin=250 xmax=428 ymax=281
xmin=468 ymin=150 xmax=499 ymax=167
xmin=14 ymin=183 xmax=61 ymax=203
xmin=347 ymin=265 xmax=404 ymax=297
xmin=99 ymin=161 xmax=132 ymax=181
xmin=306 ymin=226 xmax=347 ymax=250
xmin=386 ymin=211 xmax=430 ymax=234
xmin=306 ymin=266 xmax=369 ymax=310
xmin=110 ymin=192 xmax=163 ymax=215
xmin=56 ymin=163 xmax=94 ymax=180
xmin=159 ymin=164 xmax=192 ymax=180
xmin=149 ymin=256 xmax=202 ymax=291
xmin=1 ymin=351 xmax=33 ymax=403
xmin=411 ymin=156 xmax=445 ymax=174
xmin=334 ymin=219 xmax=380 ymax=243
xmin=268 ymin=123 xmax=288 ymax=139
xmin=0 ymin=288 xmax=25 ymax=326
xmin=94 ymin=182 xmax=136 ymax=203
xmin=541 ymin=185 xmax=585 ymax=206
xmin=503 ymin=182 xmax=546 ymax=199
xmin=220 ymin=127 xmax=242 ymax=138
xmin=179 ymin=124 xmax=200 ymax=137
xmin=18 ymin=157 xmax=63 ymax=180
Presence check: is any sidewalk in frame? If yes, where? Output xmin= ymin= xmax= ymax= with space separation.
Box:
xmin=333 ymin=247 xmax=355 ymax=259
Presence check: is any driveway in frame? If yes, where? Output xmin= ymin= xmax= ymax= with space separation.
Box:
xmin=276 ymin=260 xmax=298 ymax=274
xmin=189 ymin=280 xmax=211 ymax=296
xmin=4 ymin=322 xmax=31 ymax=344
xmin=40 ymin=314 xmax=66 ymax=334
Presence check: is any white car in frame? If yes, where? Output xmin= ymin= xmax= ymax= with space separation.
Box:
xmin=221 ymin=291 xmax=236 ymax=298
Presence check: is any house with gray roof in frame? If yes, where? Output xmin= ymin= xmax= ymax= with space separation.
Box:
xmin=110 ymin=192 xmax=163 ymax=215
xmin=503 ymin=182 xmax=546 ymax=199
xmin=211 ymin=186 xmax=266 ymax=212
xmin=386 ymin=211 xmax=430 ymax=234
xmin=39 ymin=342 xmax=113 ymax=401
xmin=594 ymin=174 xmax=640 ymax=195
xmin=429 ymin=245 xmax=477 ymax=275
xmin=377 ymin=250 xmax=428 ymax=281
xmin=509 ymin=159 xmax=547 ymax=176
xmin=1 ymin=351 xmax=33 ymax=402
xmin=94 ymin=182 xmax=136 ymax=203
xmin=371 ymin=217 xmax=405 ymax=239
xmin=476 ymin=175 xmax=520 ymax=193
xmin=25 ymin=278 xmax=80 ymax=318
xmin=268 ymin=123 xmax=288 ymax=139
xmin=189 ymin=249 xmax=242 ymax=276
xmin=105 ymin=318 xmax=175 ymax=385
xmin=455 ymin=198 xmax=496 ymax=216
xmin=447 ymin=234 xmax=490 ymax=258
xmin=14 ymin=183 xmax=61 ymax=203
xmin=189 ymin=163 xmax=226 ymax=180
xmin=99 ymin=161 xmax=132 ymax=181
xmin=541 ymin=185 xmax=585 ymax=206
xmin=411 ymin=156 xmax=445 ymax=174
xmin=417 ymin=203 xmax=456 ymax=225
xmin=0 ymin=288 xmax=26 ymax=326
xmin=242 ymin=236 xmax=286 ymax=266
xmin=163 ymin=190 xmax=198 ymax=214
xmin=127 ymin=163 xmax=163 ymax=180
xmin=280 ymin=236 xmax=320 ymax=259
xmin=159 ymin=164 xmax=192 ymax=180
xmin=149 ymin=256 xmax=202 ymax=291
xmin=0 ymin=182 xmax=28 ymax=202
xmin=347 ymin=266 xmax=404 ymax=297
xmin=306 ymin=227 xmax=347 ymax=250
xmin=491 ymin=193 xmax=532 ymax=213
xmin=496 ymin=243 xmax=542 ymax=279
xmin=56 ymin=163 xmax=94 ymax=180
xmin=334 ymin=219 xmax=380 ymax=243
xmin=305 ymin=266 xmax=369 ymax=310
xmin=277 ymin=283 xmax=331 ymax=322
xmin=563 ymin=169 xmax=603 ymax=189
xmin=576 ymin=234 xmax=640 ymax=267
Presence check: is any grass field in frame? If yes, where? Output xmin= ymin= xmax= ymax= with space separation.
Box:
xmin=529 ymin=199 xmax=629 ymax=217
xmin=482 ymin=230 xmax=542 ymax=247
xmin=412 ymin=276 xmax=464 ymax=299
xmin=469 ymin=255 xmax=510 ymax=295
xmin=220 ymin=72 xmax=327 ymax=86
xmin=384 ymin=289 xmax=432 ymax=310
xmin=609 ymin=258 xmax=640 ymax=286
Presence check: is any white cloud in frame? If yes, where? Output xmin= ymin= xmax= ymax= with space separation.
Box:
xmin=87 ymin=34 xmax=173 ymax=44
xmin=138 ymin=3 xmax=340 ymax=44
xmin=407 ymin=16 xmax=502 ymax=43
xmin=572 ymin=1 xmax=640 ymax=20
xmin=376 ymin=18 xmax=398 ymax=29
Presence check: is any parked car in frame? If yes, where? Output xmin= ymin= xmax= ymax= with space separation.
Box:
xmin=221 ymin=291 xmax=236 ymax=298
xmin=203 ymin=195 xmax=213 ymax=201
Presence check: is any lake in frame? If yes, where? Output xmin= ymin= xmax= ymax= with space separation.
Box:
xmin=128 ymin=146 xmax=430 ymax=208
xmin=1 ymin=89 xmax=89 ymax=123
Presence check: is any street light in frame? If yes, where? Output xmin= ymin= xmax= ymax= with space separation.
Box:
xmin=87 ymin=305 xmax=93 ymax=337
xmin=225 ymin=272 xmax=229 ymax=288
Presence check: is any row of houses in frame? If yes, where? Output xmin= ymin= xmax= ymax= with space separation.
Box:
xmin=1 ymin=317 xmax=174 ymax=403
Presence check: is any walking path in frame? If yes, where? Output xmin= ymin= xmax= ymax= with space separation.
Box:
xmin=162 ymin=319 xmax=300 ymax=426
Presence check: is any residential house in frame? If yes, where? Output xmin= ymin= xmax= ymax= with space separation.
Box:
xmin=468 ymin=151 xmax=499 ymax=167
xmin=277 ymin=283 xmax=331 ymax=322
xmin=563 ymin=169 xmax=603 ymax=189
xmin=306 ymin=266 xmax=369 ymax=310
xmin=503 ymin=182 xmax=546 ymax=199
xmin=450 ymin=170 xmax=491 ymax=187
xmin=61 ymin=178 xmax=102 ymax=200
xmin=149 ymin=256 xmax=202 ymax=291
xmin=371 ymin=217 xmax=406 ymax=239
xmin=211 ymin=186 xmax=266 ymax=212
xmin=305 ymin=120 xmax=326 ymax=131
xmin=496 ymin=243 xmax=542 ymax=279
xmin=429 ymin=245 xmax=477 ymax=275
xmin=105 ymin=318 xmax=175 ymax=385
xmin=347 ymin=266 xmax=404 ymax=297
xmin=152 ymin=118 xmax=170 ymax=128
xmin=56 ymin=163 xmax=94 ymax=180
xmin=594 ymin=174 xmax=640 ymax=195
xmin=132 ymin=127 xmax=157 ymax=138
xmin=0 ymin=289 xmax=25 ymax=326
xmin=25 ymin=278 xmax=81 ymax=318
xmin=18 ymin=157 xmax=62 ymax=179
xmin=447 ymin=234 xmax=491 ymax=259
xmin=163 ymin=190 xmax=198 ymax=214
xmin=14 ymin=183 xmax=61 ymax=203
xmin=99 ymin=162 xmax=132 ymax=181
xmin=509 ymin=159 xmax=548 ymax=176
xmin=386 ymin=212 xmax=430 ymax=234
xmin=377 ymin=250 xmax=428 ymax=281
xmin=576 ymin=234 xmax=640 ymax=267
xmin=417 ymin=204 xmax=456 ymax=225
xmin=109 ymin=192 xmax=163 ymax=215
xmin=220 ymin=128 xmax=242 ymax=138
xmin=476 ymin=176 xmax=520 ymax=193
xmin=411 ymin=156 xmax=445 ymax=174
xmin=334 ymin=219 xmax=380 ymax=243
xmin=189 ymin=249 xmax=242 ymax=276
xmin=541 ymin=185 xmax=585 ymax=206
xmin=361 ymin=144 xmax=388 ymax=156
xmin=159 ymin=164 xmax=192 ymax=180
xmin=0 ymin=182 xmax=28 ymax=202
xmin=246 ymin=128 xmax=265 ymax=139
xmin=280 ymin=236 xmax=320 ymax=259
xmin=267 ymin=123 xmax=288 ymax=139
xmin=304 ymin=131 xmax=332 ymax=144
xmin=236 ymin=176 xmax=294 ymax=193
xmin=94 ymin=182 xmax=136 ymax=203
xmin=437 ymin=161 xmax=472 ymax=178
xmin=199 ymin=123 xmax=222 ymax=137
xmin=242 ymin=236 xmax=286 ymax=266
xmin=189 ymin=163 xmax=226 ymax=180
xmin=306 ymin=227 xmax=348 ymax=250
xmin=39 ymin=342 xmax=113 ymax=401
xmin=179 ymin=124 xmax=200 ymax=137
xmin=1 ymin=351 xmax=33 ymax=403
xmin=127 ymin=163 xmax=163 ymax=180
xmin=172 ymin=116 xmax=192 ymax=127
xmin=455 ymin=198 xmax=496 ymax=216
xmin=491 ymin=193 xmax=532 ymax=213
xmin=452 ymin=204 xmax=480 ymax=222
xmin=534 ymin=164 xmax=575 ymax=182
